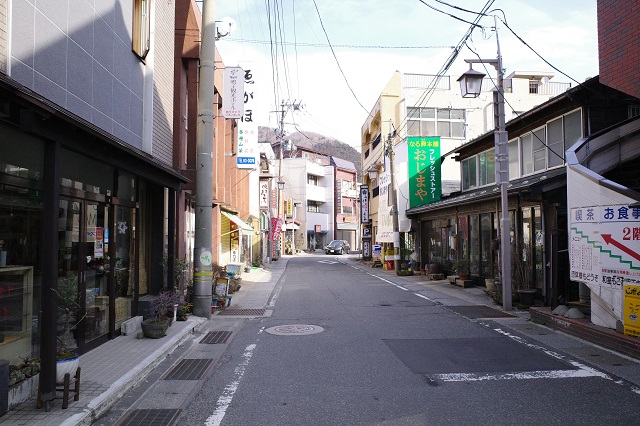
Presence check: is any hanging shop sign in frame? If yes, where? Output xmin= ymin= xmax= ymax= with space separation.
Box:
xmin=408 ymin=136 xmax=441 ymax=208
xmin=222 ymin=66 xmax=244 ymax=119
xmin=360 ymin=185 xmax=369 ymax=223
xmin=237 ymin=67 xmax=259 ymax=169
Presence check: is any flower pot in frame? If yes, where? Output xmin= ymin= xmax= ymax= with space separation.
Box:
xmin=141 ymin=318 xmax=171 ymax=338
xmin=517 ymin=289 xmax=537 ymax=306
xmin=485 ymin=278 xmax=496 ymax=292
xmin=56 ymin=355 xmax=79 ymax=383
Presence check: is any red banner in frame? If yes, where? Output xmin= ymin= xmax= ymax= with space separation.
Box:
xmin=270 ymin=217 xmax=283 ymax=241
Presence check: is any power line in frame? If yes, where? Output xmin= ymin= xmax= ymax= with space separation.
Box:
xmin=311 ymin=0 xmax=373 ymax=117
xmin=222 ymin=38 xmax=454 ymax=49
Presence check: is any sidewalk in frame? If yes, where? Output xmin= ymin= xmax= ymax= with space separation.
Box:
xmin=0 ymin=260 xmax=288 ymax=426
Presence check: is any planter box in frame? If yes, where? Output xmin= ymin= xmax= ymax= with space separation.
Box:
xmin=9 ymin=374 xmax=39 ymax=411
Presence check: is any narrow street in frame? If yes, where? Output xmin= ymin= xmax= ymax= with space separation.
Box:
xmin=97 ymin=255 xmax=640 ymax=426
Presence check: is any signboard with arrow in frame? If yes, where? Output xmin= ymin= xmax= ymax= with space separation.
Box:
xmin=569 ymin=204 xmax=640 ymax=288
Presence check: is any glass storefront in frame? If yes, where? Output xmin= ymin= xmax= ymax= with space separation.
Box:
xmin=0 ymin=130 xmax=44 ymax=365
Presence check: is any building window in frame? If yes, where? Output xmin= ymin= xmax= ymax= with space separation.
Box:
xmin=478 ymin=149 xmax=496 ymax=186
xmin=307 ymin=174 xmax=318 ymax=186
xmin=462 ymin=157 xmax=477 ymax=190
xmin=133 ymin=0 xmax=150 ymax=59
xmin=342 ymin=205 xmax=353 ymax=215
xmin=630 ymin=104 xmax=640 ymax=118
xmin=407 ymin=107 xmax=465 ymax=138
xmin=308 ymin=201 xmax=320 ymax=213
xmin=508 ymin=139 xmax=520 ymax=179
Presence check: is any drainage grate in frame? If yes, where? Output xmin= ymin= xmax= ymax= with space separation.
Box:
xmin=115 ymin=409 xmax=181 ymax=426
xmin=217 ymin=308 xmax=266 ymax=316
xmin=446 ymin=305 xmax=515 ymax=319
xmin=200 ymin=331 xmax=233 ymax=344
xmin=163 ymin=358 xmax=213 ymax=380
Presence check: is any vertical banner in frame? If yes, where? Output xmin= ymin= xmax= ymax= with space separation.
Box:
xmin=259 ymin=179 xmax=269 ymax=209
xmin=286 ymin=198 xmax=293 ymax=217
xmin=222 ymin=66 xmax=243 ymax=119
xmin=408 ymin=136 xmax=441 ymax=208
xmin=237 ymin=67 xmax=259 ymax=169
xmin=360 ymin=185 xmax=369 ymax=223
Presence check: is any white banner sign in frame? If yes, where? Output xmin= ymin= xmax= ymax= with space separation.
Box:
xmin=237 ymin=66 xmax=258 ymax=169
xmin=222 ymin=66 xmax=244 ymax=119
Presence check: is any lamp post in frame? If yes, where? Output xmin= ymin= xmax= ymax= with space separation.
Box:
xmin=456 ymin=17 xmax=512 ymax=310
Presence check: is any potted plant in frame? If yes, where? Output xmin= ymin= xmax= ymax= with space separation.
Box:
xmin=53 ymin=273 xmax=83 ymax=381
xmin=176 ymin=304 xmax=189 ymax=321
xmin=453 ymin=259 xmax=471 ymax=280
xmin=141 ymin=291 xmax=181 ymax=338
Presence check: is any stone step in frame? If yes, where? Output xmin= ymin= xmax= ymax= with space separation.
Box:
xmin=455 ymin=279 xmax=473 ymax=288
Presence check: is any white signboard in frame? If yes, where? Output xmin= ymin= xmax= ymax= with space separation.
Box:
xmin=570 ymin=204 xmax=640 ymax=287
xmin=222 ymin=66 xmax=244 ymax=119
xmin=237 ymin=66 xmax=258 ymax=169
xmin=259 ymin=180 xmax=269 ymax=209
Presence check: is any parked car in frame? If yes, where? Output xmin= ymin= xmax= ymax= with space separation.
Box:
xmin=324 ymin=240 xmax=350 ymax=255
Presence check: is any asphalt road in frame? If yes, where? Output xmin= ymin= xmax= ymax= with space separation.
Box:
xmin=100 ymin=254 xmax=640 ymax=425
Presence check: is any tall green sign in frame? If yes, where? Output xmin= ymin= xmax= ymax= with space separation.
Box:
xmin=408 ymin=136 xmax=441 ymax=208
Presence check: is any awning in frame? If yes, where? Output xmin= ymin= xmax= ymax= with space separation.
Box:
xmin=221 ymin=211 xmax=254 ymax=235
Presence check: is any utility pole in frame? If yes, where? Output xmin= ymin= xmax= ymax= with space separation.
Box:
xmin=272 ymin=100 xmax=302 ymax=259
xmin=192 ymin=0 xmax=216 ymax=319
xmin=386 ymin=120 xmax=401 ymax=275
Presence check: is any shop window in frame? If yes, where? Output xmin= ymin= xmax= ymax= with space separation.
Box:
xmin=132 ymin=0 xmax=151 ymax=59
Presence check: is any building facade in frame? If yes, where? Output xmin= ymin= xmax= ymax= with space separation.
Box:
xmin=361 ymin=70 xmax=573 ymax=270
xmin=0 ymin=0 xmax=186 ymax=403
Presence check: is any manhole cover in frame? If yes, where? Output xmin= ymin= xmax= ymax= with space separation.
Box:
xmin=265 ymin=324 xmax=324 ymax=335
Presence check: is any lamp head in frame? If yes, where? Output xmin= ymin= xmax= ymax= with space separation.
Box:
xmin=277 ymin=180 xmax=285 ymax=190
xmin=457 ymin=66 xmax=486 ymax=98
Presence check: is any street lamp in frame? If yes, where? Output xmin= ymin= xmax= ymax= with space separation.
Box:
xmin=457 ymin=17 xmax=512 ymax=311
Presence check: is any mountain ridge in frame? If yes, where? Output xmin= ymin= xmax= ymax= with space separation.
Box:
xmin=258 ymin=126 xmax=362 ymax=174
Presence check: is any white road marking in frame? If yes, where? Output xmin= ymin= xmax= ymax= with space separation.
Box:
xmin=318 ymin=260 xmax=338 ymax=264
xmin=414 ymin=293 xmax=435 ymax=302
xmin=267 ymin=273 xmax=286 ymax=307
xmin=205 ymin=343 xmax=257 ymax=426
xmin=433 ymin=365 xmax=608 ymax=382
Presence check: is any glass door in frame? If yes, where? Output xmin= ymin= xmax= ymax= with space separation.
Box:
xmin=114 ymin=206 xmax=135 ymax=329
xmin=57 ymin=199 xmax=81 ymax=354
xmin=83 ymin=201 xmax=109 ymax=346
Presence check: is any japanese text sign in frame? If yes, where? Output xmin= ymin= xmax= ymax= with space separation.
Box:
xmin=408 ymin=137 xmax=441 ymax=208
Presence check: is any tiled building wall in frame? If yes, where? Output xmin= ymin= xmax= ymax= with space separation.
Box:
xmin=10 ymin=0 xmax=145 ymax=150
xmin=597 ymin=0 xmax=640 ymax=99
xmin=151 ymin=0 xmax=175 ymax=166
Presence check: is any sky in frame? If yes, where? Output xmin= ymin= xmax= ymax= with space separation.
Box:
xmin=213 ymin=0 xmax=599 ymax=149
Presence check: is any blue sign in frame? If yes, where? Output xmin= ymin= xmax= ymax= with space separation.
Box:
xmin=237 ymin=157 xmax=256 ymax=165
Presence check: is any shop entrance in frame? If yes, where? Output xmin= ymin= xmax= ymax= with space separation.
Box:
xmin=57 ymin=198 xmax=111 ymax=354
